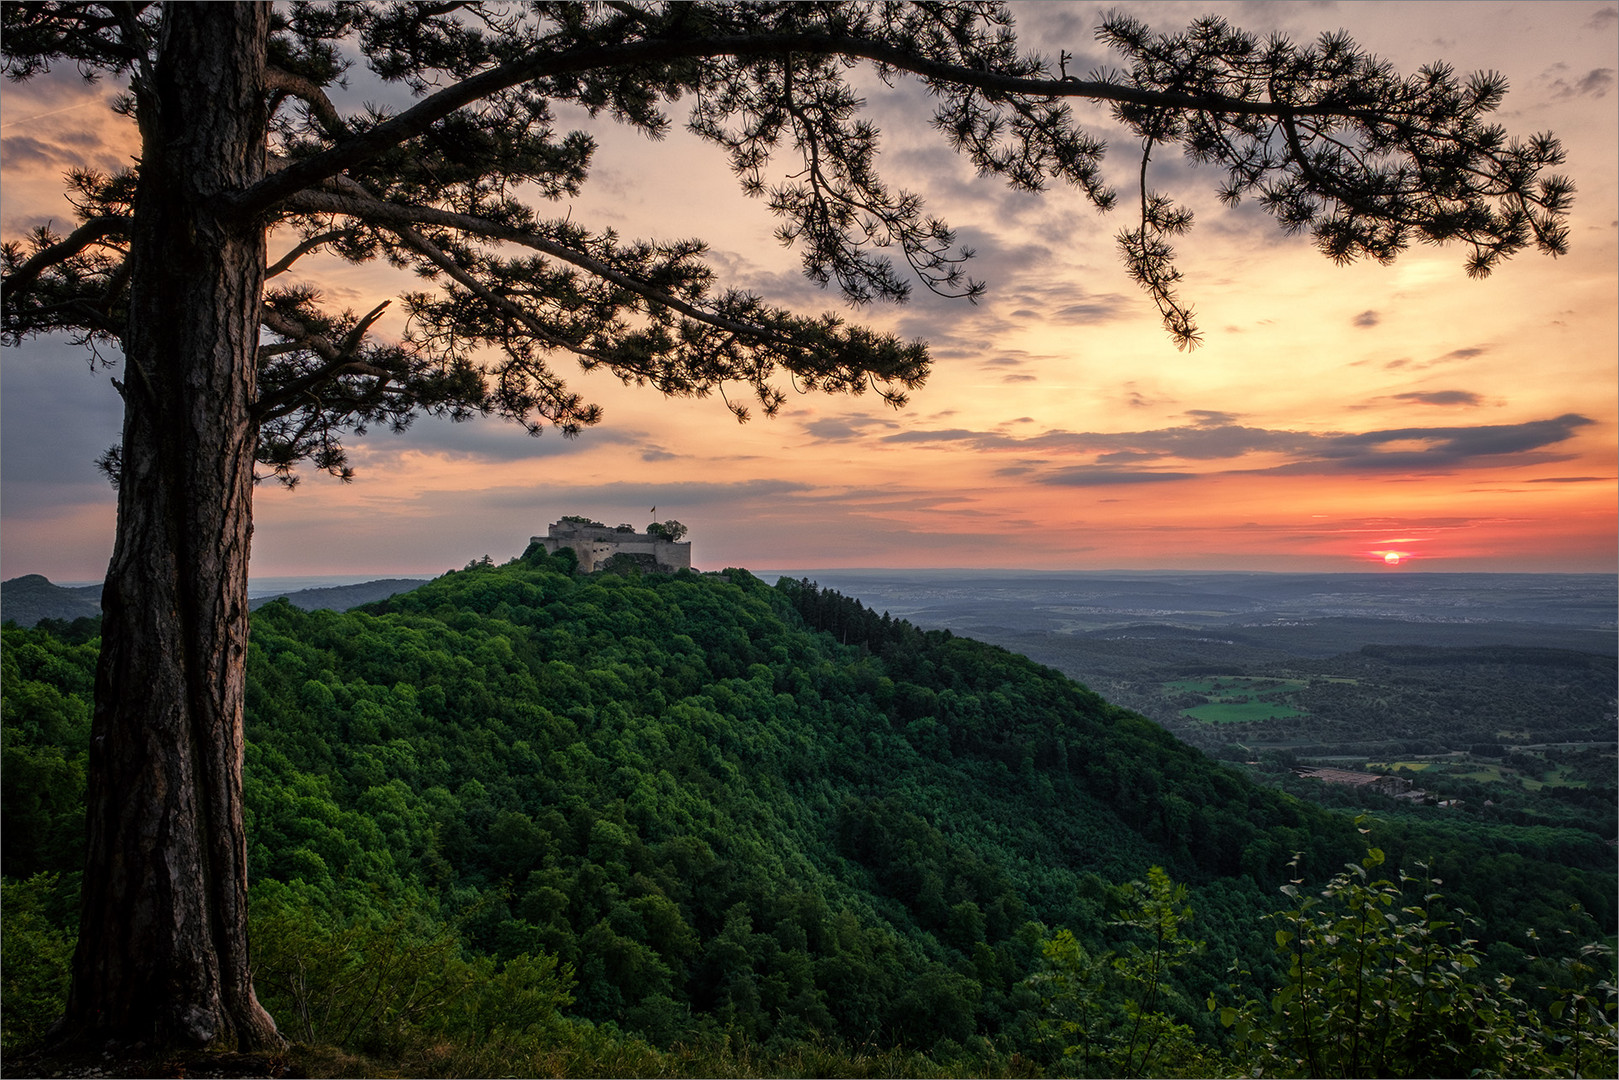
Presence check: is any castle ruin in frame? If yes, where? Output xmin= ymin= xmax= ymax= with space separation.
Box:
xmin=533 ymin=519 xmax=691 ymax=573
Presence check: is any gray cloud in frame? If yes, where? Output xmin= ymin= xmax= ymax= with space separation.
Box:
xmin=0 ymin=79 xmax=131 ymax=176
xmin=0 ymin=478 xmax=114 ymax=522
xmin=873 ymin=421 xmax=1295 ymax=460
xmin=867 ymin=412 xmax=1597 ymax=482
xmin=800 ymin=413 xmax=902 ymax=441
xmin=484 ymin=477 xmax=816 ymax=510
xmin=2 ymin=134 xmax=96 ymax=170
xmin=801 ymin=417 xmax=867 ymax=441
xmin=1548 ymin=67 xmax=1615 ymax=99
xmin=1352 ymin=310 xmax=1380 ymax=328
xmin=1268 ymin=414 xmax=1597 ymax=474
xmin=966 ymin=255 xmax=1138 ymax=327
xmin=980 ymin=350 xmax=1055 ymax=368
xmin=1328 ymin=414 xmax=1590 ymax=456
xmin=1391 ymin=390 xmax=1483 ymax=407
xmin=349 ymin=410 xmax=641 ymax=467
xmin=1049 ymin=292 xmax=1137 ymax=323
xmin=1185 ymin=409 xmax=1239 ymax=426
xmin=1016 ymin=423 xmax=1311 ymax=460
xmin=1 ymin=337 xmax=125 ymax=492
xmin=1014 ymin=1 xmax=1097 ymax=51
xmin=1576 ymin=68 xmax=1615 ymax=96
xmin=880 ymin=428 xmax=980 ymax=444
xmin=1387 ymin=346 xmax=1485 ymax=372
xmin=1037 ymin=468 xmax=1198 ymax=487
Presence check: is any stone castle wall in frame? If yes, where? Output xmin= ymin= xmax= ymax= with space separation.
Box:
xmin=533 ymin=521 xmax=691 ymax=573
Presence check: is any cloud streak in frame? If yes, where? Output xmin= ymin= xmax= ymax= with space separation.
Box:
xmin=864 ymin=413 xmax=1597 ymax=481
xmin=1391 ymin=390 xmax=1484 ymax=407
xmin=1035 ymin=468 xmax=1199 ymax=487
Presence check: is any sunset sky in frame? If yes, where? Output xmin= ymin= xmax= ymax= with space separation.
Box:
xmin=3 ymin=1 xmax=1615 ymax=581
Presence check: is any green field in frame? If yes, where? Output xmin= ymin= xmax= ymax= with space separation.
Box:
xmin=1522 ymin=765 xmax=1588 ymax=790
xmin=1453 ymin=763 xmax=1510 ymax=783
xmin=1363 ymin=759 xmax=1591 ymax=790
xmin=1166 ymin=677 xmax=1310 ymax=724
xmin=1183 ymin=700 xmax=1309 ymax=723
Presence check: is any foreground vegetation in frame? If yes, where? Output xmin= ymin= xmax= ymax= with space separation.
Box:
xmin=4 ymin=554 xmax=1613 ymax=1074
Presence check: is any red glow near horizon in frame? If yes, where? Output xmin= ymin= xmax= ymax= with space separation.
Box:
xmin=1366 ymin=536 xmax=1431 ymax=567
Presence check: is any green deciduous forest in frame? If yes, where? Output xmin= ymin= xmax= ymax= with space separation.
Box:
xmin=3 ymin=554 xmax=1613 ymax=1076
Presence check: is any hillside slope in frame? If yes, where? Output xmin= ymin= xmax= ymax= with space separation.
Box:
xmin=247 ymin=577 xmax=430 ymax=612
xmin=3 ymin=553 xmax=1612 ymax=1068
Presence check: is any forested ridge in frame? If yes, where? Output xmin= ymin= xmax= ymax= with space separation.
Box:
xmin=4 ymin=553 xmax=1613 ymax=1075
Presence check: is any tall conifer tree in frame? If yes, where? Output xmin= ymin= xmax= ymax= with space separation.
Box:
xmin=1 ymin=1 xmax=1571 ymax=1049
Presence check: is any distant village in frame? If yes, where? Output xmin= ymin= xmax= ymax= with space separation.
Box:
xmin=1291 ymin=765 xmax=1465 ymax=809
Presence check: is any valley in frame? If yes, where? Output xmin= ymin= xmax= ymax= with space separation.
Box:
xmin=773 ymin=569 xmax=1618 ymax=836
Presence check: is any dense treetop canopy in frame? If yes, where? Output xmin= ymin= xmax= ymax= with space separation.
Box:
xmin=2 ymin=1 xmax=1572 ymax=484
xmin=3 ymin=557 xmax=1612 ymax=1069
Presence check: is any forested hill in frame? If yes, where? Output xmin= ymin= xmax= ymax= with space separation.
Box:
xmin=0 ymin=575 xmax=102 ymax=628
xmin=4 ymin=552 xmax=1613 ymax=1073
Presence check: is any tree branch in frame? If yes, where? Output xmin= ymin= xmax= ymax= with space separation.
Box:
xmin=265 ymin=228 xmax=360 ymax=278
xmin=375 ymin=216 xmax=614 ymax=365
xmin=281 ymin=187 xmax=821 ymax=353
xmin=264 ymin=64 xmax=351 ymax=139
xmin=254 ymin=300 xmax=394 ymax=420
xmin=1 ymin=216 xmax=130 ymax=303
xmin=226 ymin=31 xmax=1337 ymax=220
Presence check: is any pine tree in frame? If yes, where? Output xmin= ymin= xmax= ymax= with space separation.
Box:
xmin=1 ymin=1 xmax=1572 ymax=1051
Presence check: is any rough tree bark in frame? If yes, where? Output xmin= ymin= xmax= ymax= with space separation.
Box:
xmin=62 ymin=2 xmax=282 ymax=1050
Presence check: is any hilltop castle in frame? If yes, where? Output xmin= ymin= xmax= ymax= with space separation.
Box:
xmin=533 ymin=518 xmax=691 ymax=573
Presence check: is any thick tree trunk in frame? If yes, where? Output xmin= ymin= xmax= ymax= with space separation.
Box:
xmin=62 ymin=3 xmax=281 ymax=1051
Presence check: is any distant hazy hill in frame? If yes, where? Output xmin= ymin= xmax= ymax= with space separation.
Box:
xmin=248 ymin=578 xmax=429 ymax=613
xmin=0 ymin=575 xmax=102 ymax=627
xmin=1 ymin=574 xmax=429 ymax=626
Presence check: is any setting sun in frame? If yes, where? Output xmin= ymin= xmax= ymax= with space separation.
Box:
xmin=1384 ymin=552 xmax=1403 ymax=566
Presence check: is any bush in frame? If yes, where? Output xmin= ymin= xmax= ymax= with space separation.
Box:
xmin=1213 ymin=844 xmax=1618 ymax=1077
xmin=250 ymin=887 xmax=572 ymax=1062
xmin=0 ymin=874 xmax=75 ymax=1052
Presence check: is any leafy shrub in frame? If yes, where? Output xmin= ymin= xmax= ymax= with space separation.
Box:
xmin=250 ymin=886 xmax=572 ymax=1063
xmin=1027 ymin=866 xmax=1213 ymax=1078
xmin=0 ymin=874 xmax=75 ymax=1052
xmin=1213 ymin=844 xmax=1618 ymax=1077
